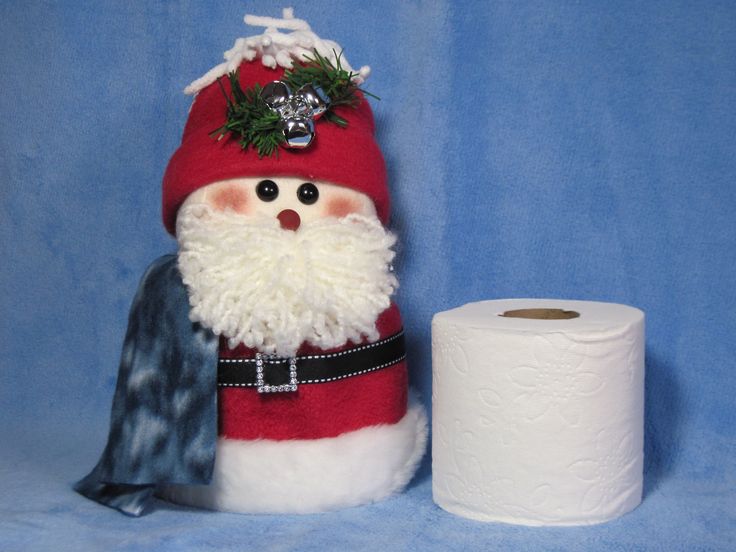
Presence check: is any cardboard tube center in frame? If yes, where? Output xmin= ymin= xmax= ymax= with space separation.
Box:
xmin=500 ymin=308 xmax=580 ymax=320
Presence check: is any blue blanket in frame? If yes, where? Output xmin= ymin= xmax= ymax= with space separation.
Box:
xmin=1 ymin=1 xmax=735 ymax=550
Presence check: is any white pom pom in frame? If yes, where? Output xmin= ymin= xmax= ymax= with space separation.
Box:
xmin=275 ymin=50 xmax=293 ymax=69
xmin=185 ymin=9 xmax=370 ymax=95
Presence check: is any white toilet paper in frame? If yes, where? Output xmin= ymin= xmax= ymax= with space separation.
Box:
xmin=431 ymin=299 xmax=645 ymax=526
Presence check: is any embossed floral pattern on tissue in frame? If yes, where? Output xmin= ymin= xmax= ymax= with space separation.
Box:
xmin=509 ymin=334 xmax=604 ymax=425
xmin=567 ymin=428 xmax=641 ymax=514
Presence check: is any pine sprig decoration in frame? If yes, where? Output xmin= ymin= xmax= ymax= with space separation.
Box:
xmin=211 ymin=72 xmax=285 ymax=157
xmin=211 ymin=49 xmax=377 ymax=155
xmin=283 ymin=49 xmax=378 ymax=127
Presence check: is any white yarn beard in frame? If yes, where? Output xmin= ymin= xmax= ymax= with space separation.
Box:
xmin=176 ymin=204 xmax=398 ymax=357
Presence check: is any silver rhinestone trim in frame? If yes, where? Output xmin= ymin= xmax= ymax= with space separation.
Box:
xmin=256 ymin=353 xmax=299 ymax=393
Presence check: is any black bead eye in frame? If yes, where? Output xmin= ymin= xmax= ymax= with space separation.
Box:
xmin=297 ymin=182 xmax=319 ymax=205
xmin=256 ymin=179 xmax=279 ymax=202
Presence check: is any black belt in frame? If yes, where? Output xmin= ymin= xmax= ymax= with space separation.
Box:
xmin=218 ymin=330 xmax=405 ymax=393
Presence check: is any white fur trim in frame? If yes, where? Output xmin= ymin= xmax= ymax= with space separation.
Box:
xmin=185 ymin=8 xmax=370 ymax=95
xmin=160 ymin=400 xmax=428 ymax=514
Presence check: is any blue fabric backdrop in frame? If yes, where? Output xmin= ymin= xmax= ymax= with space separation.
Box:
xmin=1 ymin=1 xmax=734 ymax=550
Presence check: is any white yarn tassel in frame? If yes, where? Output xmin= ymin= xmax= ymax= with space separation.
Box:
xmin=184 ymin=8 xmax=370 ymax=95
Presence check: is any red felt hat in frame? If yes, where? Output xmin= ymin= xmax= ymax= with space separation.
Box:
xmin=162 ymin=62 xmax=388 ymax=235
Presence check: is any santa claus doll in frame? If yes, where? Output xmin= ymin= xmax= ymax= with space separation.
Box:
xmin=75 ymin=10 xmax=427 ymax=516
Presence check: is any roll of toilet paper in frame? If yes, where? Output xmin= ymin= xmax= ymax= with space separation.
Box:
xmin=431 ymin=299 xmax=645 ymax=526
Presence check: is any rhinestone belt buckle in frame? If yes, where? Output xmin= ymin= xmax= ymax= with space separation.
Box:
xmin=255 ymin=353 xmax=298 ymax=393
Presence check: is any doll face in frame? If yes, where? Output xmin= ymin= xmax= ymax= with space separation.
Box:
xmin=183 ymin=176 xmax=377 ymax=230
xmin=176 ymin=175 xmax=396 ymax=357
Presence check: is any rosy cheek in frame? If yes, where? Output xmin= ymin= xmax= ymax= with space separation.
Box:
xmin=325 ymin=197 xmax=361 ymax=218
xmin=210 ymin=186 xmax=250 ymax=214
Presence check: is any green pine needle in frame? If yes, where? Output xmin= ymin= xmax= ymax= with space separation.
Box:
xmin=211 ymin=73 xmax=285 ymax=157
xmin=284 ymin=49 xmax=379 ymax=106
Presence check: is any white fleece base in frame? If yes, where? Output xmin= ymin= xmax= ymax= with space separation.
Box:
xmin=160 ymin=401 xmax=428 ymax=514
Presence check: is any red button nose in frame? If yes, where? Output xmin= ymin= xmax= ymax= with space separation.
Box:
xmin=277 ymin=209 xmax=301 ymax=231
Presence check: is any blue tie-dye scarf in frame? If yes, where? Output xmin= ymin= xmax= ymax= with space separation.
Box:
xmin=74 ymin=255 xmax=219 ymax=516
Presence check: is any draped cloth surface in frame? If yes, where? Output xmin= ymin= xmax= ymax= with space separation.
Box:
xmin=74 ymin=255 xmax=219 ymax=516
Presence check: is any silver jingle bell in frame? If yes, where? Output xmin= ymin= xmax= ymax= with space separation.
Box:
xmin=280 ymin=95 xmax=312 ymax=119
xmin=261 ymin=81 xmax=292 ymax=108
xmin=295 ymin=83 xmax=330 ymax=120
xmin=259 ymin=79 xmax=332 ymax=149
xmin=282 ymin=117 xmax=315 ymax=148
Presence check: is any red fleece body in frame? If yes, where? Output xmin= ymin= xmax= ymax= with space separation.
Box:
xmin=218 ymin=304 xmax=407 ymax=441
